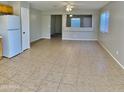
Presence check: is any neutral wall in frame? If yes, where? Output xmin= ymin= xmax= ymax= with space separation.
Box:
xmin=40 ymin=11 xmax=62 ymax=39
xmin=41 ymin=9 xmax=99 ymax=40
xmin=41 ymin=14 xmax=51 ymax=39
xmin=62 ymin=10 xmax=99 ymax=40
xmin=30 ymin=8 xmax=42 ymax=42
xmin=28 ymin=9 xmax=51 ymax=40
xmin=0 ymin=1 xmax=10 ymax=5
xmin=98 ymin=2 xmax=124 ymax=68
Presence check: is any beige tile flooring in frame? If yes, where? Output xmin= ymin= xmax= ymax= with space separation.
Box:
xmin=0 ymin=38 xmax=124 ymax=92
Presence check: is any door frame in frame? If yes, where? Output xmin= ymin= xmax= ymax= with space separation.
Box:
xmin=21 ymin=7 xmax=30 ymax=51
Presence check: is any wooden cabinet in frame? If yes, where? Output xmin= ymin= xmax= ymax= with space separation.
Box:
xmin=0 ymin=38 xmax=2 ymax=59
xmin=0 ymin=3 xmax=13 ymax=14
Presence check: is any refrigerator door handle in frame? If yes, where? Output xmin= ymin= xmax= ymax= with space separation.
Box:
xmin=8 ymin=29 xmax=19 ymax=31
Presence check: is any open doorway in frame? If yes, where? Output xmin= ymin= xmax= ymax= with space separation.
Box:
xmin=51 ymin=15 xmax=62 ymax=39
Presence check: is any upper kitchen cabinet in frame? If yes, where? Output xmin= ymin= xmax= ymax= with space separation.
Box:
xmin=0 ymin=3 xmax=13 ymax=14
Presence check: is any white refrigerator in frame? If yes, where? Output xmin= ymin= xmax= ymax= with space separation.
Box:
xmin=0 ymin=15 xmax=21 ymax=58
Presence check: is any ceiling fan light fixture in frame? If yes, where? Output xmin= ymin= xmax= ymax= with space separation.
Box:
xmin=66 ymin=5 xmax=73 ymax=12
xmin=69 ymin=14 xmax=73 ymax=17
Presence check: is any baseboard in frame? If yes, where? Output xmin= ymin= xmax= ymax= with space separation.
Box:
xmin=62 ymin=38 xmax=97 ymax=41
xmin=30 ymin=38 xmax=43 ymax=44
xmin=30 ymin=37 xmax=43 ymax=43
xmin=98 ymin=41 xmax=124 ymax=69
xmin=41 ymin=37 xmax=51 ymax=39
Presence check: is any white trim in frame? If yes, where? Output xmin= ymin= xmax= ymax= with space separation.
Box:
xmin=30 ymin=37 xmax=43 ymax=43
xmin=62 ymin=38 xmax=97 ymax=41
xmin=30 ymin=36 xmax=51 ymax=43
xmin=98 ymin=41 xmax=124 ymax=69
xmin=41 ymin=37 xmax=51 ymax=39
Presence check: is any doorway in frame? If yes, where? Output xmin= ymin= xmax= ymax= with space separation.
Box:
xmin=51 ymin=15 xmax=62 ymax=39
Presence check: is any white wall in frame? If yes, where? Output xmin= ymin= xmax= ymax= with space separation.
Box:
xmin=41 ymin=14 xmax=51 ymax=39
xmin=40 ymin=9 xmax=99 ymax=40
xmin=29 ymin=8 xmax=51 ymax=41
xmin=30 ymin=8 xmax=42 ymax=42
xmin=98 ymin=2 xmax=124 ymax=68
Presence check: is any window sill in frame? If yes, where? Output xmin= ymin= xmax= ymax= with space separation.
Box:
xmin=65 ymin=27 xmax=93 ymax=32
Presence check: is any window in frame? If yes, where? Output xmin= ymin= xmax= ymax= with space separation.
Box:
xmin=100 ymin=11 xmax=109 ymax=33
xmin=71 ymin=18 xmax=80 ymax=27
xmin=66 ymin=15 xmax=92 ymax=28
xmin=83 ymin=16 xmax=92 ymax=27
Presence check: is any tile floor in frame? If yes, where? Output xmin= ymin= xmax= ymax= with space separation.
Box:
xmin=0 ymin=38 xmax=124 ymax=92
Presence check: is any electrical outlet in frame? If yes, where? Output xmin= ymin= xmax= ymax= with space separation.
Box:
xmin=116 ymin=50 xmax=119 ymax=55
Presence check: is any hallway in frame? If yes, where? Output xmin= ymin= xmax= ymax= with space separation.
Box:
xmin=0 ymin=38 xmax=124 ymax=91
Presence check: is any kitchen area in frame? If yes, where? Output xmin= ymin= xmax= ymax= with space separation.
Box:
xmin=0 ymin=1 xmax=30 ymax=59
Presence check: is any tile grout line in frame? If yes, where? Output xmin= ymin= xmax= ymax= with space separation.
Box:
xmin=35 ymin=50 xmax=61 ymax=92
xmin=56 ymin=45 xmax=74 ymax=92
xmin=56 ymin=48 xmax=70 ymax=92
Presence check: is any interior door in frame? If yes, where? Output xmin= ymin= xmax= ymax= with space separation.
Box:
xmin=21 ymin=7 xmax=30 ymax=51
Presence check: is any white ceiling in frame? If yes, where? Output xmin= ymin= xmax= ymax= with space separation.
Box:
xmin=30 ymin=1 xmax=109 ymax=11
